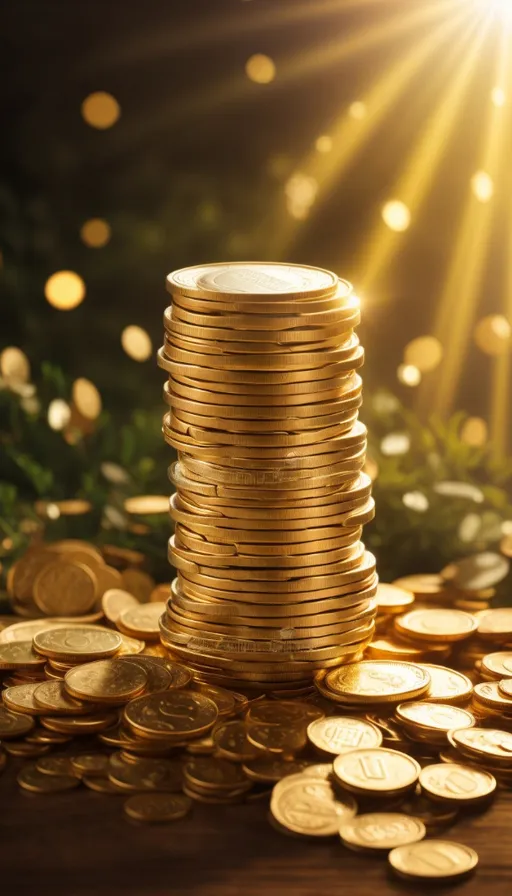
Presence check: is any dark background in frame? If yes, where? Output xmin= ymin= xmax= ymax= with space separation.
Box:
xmin=0 ymin=0 xmax=507 ymax=420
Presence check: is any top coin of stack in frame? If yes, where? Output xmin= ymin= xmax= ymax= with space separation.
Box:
xmin=158 ymin=262 xmax=376 ymax=688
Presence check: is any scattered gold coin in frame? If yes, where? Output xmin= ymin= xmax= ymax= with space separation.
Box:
xmin=33 ymin=626 xmax=122 ymax=661
xmin=339 ymin=812 xmax=426 ymax=853
xmin=0 ymin=706 xmax=35 ymax=738
xmin=271 ymin=775 xmax=356 ymax=837
xmin=18 ymin=762 xmax=81 ymax=793
xmin=117 ymin=603 xmax=166 ymax=640
xmin=419 ymin=763 xmax=496 ymax=804
xmin=307 ymin=716 xmax=382 ymax=755
xmin=388 ymin=840 xmax=478 ymax=882
xmin=323 ymin=661 xmax=430 ymax=704
xmin=123 ymin=792 xmax=192 ymax=823
xmin=33 ymin=560 xmax=97 ymax=616
xmin=395 ymin=609 xmax=478 ymax=643
xmin=64 ymin=659 xmax=148 ymax=704
xmin=333 ymin=748 xmax=420 ymax=796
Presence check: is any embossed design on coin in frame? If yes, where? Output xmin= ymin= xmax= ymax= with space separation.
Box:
xmin=333 ymin=748 xmax=420 ymax=795
xmin=418 ymin=664 xmax=473 ymax=704
xmin=307 ymin=716 xmax=382 ymax=755
xmin=388 ymin=840 xmax=478 ymax=881
xmin=0 ymin=706 xmax=35 ymax=738
xmin=419 ymin=763 xmax=496 ymax=803
xmin=33 ymin=680 xmax=94 ymax=715
xmin=448 ymin=727 xmax=512 ymax=763
xmin=124 ymin=691 xmax=218 ymax=739
xmin=33 ymin=560 xmax=97 ymax=616
xmin=339 ymin=813 xmax=426 ymax=852
xmin=324 ymin=661 xmax=430 ymax=703
xmin=65 ymin=659 xmax=148 ymax=704
xmin=33 ymin=627 xmax=122 ymax=660
xmin=271 ymin=775 xmax=356 ymax=837
xmin=395 ymin=702 xmax=475 ymax=733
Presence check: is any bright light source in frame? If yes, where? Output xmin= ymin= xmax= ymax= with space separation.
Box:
xmin=382 ymin=200 xmax=411 ymax=232
xmin=245 ymin=54 xmax=276 ymax=84
xmin=397 ymin=364 xmax=421 ymax=386
xmin=315 ymin=135 xmax=333 ymax=153
xmin=348 ymin=101 xmax=367 ymax=120
xmin=491 ymin=86 xmax=506 ymax=107
xmin=471 ymin=170 xmax=494 ymax=202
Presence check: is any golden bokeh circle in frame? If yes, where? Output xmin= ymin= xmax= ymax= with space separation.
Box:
xmin=471 ymin=170 xmax=494 ymax=202
xmin=245 ymin=54 xmax=276 ymax=84
xmin=121 ymin=325 xmax=153 ymax=362
xmin=381 ymin=200 xmax=411 ymax=232
xmin=44 ymin=271 xmax=86 ymax=310
xmin=81 ymin=92 xmax=121 ymax=129
xmin=47 ymin=399 xmax=71 ymax=431
xmin=404 ymin=336 xmax=443 ymax=372
xmin=0 ymin=347 xmax=30 ymax=384
xmin=72 ymin=378 xmax=102 ymax=420
xmin=460 ymin=417 xmax=488 ymax=447
xmin=315 ymin=135 xmax=333 ymax=153
xmin=397 ymin=364 xmax=421 ymax=386
xmin=348 ymin=101 xmax=367 ymax=120
xmin=80 ymin=218 xmax=111 ymax=248
xmin=474 ymin=315 xmax=511 ymax=355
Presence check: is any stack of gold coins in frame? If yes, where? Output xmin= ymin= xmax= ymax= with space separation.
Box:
xmin=158 ymin=262 xmax=376 ymax=688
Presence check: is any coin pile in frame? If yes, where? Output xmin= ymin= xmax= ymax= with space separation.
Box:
xmin=158 ymin=262 xmax=376 ymax=687
xmin=6 ymin=540 xmax=161 ymax=619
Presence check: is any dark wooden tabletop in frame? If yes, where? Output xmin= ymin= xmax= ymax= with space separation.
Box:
xmin=1 ymin=761 xmax=511 ymax=896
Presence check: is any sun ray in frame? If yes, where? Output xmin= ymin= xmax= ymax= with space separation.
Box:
xmin=490 ymin=196 xmax=512 ymax=459
xmin=271 ymin=6 xmax=468 ymax=256
xmin=356 ymin=17 xmax=488 ymax=294
xmin=419 ymin=21 xmax=512 ymax=419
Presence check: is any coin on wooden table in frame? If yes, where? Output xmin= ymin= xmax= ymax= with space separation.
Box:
xmin=419 ymin=762 xmax=496 ymax=804
xmin=212 ymin=720 xmax=258 ymax=762
xmin=388 ymin=840 xmax=478 ymax=881
xmin=36 ymin=756 xmax=78 ymax=777
xmin=395 ymin=609 xmax=478 ymax=643
xmin=184 ymin=756 xmax=251 ymax=792
xmin=323 ymin=661 xmax=431 ymax=704
xmin=102 ymin=588 xmax=139 ymax=624
xmin=0 ymin=705 xmax=35 ymax=738
xmin=477 ymin=608 xmax=512 ymax=641
xmin=481 ymin=652 xmax=512 ymax=679
xmin=448 ymin=727 xmax=512 ymax=765
xmin=339 ymin=813 xmax=426 ymax=853
xmin=18 ymin=763 xmax=81 ymax=793
xmin=124 ymin=691 xmax=218 ymax=740
xmin=33 ymin=680 xmax=97 ymax=715
xmin=123 ymin=792 xmax=192 ymax=823
xmin=65 ymin=659 xmax=148 ymax=704
xmin=0 ymin=641 xmax=46 ymax=670
xmin=70 ymin=754 xmax=110 ymax=777
xmin=33 ymin=626 xmax=122 ymax=661
xmin=109 ymin=754 xmax=183 ymax=792
xmin=117 ymin=603 xmax=165 ymax=640
xmin=33 ymin=560 xmax=97 ymax=616
xmin=395 ymin=703 xmax=475 ymax=737
xmin=333 ymin=748 xmax=420 ymax=796
xmin=307 ymin=716 xmax=382 ymax=755
xmin=417 ymin=664 xmax=473 ymax=704
xmin=270 ymin=774 xmax=356 ymax=837
xmin=376 ymin=583 xmax=414 ymax=614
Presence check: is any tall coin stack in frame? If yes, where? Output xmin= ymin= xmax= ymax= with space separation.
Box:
xmin=158 ymin=263 xmax=377 ymax=690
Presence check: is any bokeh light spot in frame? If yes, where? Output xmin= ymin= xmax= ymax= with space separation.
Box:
xmin=121 ymin=325 xmax=153 ymax=362
xmin=397 ymin=364 xmax=421 ymax=386
xmin=72 ymin=378 xmax=102 ymax=420
xmin=491 ymin=86 xmax=506 ymax=107
xmin=285 ymin=173 xmax=318 ymax=220
xmin=474 ymin=314 xmax=511 ymax=355
xmin=380 ymin=432 xmax=410 ymax=456
xmin=45 ymin=271 xmax=86 ymax=310
xmin=47 ymin=399 xmax=71 ymax=431
xmin=404 ymin=335 xmax=443 ymax=372
xmin=80 ymin=218 xmax=111 ymax=248
xmin=348 ymin=101 xmax=367 ymax=120
xmin=315 ymin=135 xmax=333 ymax=153
xmin=403 ymin=491 xmax=429 ymax=512
xmin=381 ymin=200 xmax=411 ymax=232
xmin=471 ymin=170 xmax=494 ymax=202
xmin=0 ymin=347 xmax=30 ymax=384
xmin=245 ymin=54 xmax=276 ymax=84
xmin=81 ymin=92 xmax=120 ymax=129
xmin=461 ymin=416 xmax=488 ymax=447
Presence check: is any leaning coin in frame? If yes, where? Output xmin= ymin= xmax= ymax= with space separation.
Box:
xmin=388 ymin=840 xmax=478 ymax=882
xmin=419 ymin=763 xmax=496 ymax=804
xmin=307 ymin=716 xmax=382 ymax=756
xmin=0 ymin=641 xmax=46 ymax=670
xmin=271 ymin=775 xmax=356 ymax=837
xmin=18 ymin=763 xmax=81 ymax=793
xmin=448 ymin=727 xmax=512 ymax=764
xmin=0 ymin=706 xmax=35 ymax=738
xmin=123 ymin=792 xmax=192 ymax=823
xmin=339 ymin=813 xmax=426 ymax=853
xmin=33 ymin=680 xmax=96 ymax=715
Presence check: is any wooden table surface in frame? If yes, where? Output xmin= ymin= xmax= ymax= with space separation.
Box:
xmin=1 ymin=760 xmax=511 ymax=896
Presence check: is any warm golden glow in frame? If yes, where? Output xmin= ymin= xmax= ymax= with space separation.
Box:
xmin=491 ymin=85 xmax=506 ymax=106
xmin=381 ymin=200 xmax=411 ymax=232
xmin=348 ymin=101 xmax=367 ymax=120
xmin=72 ymin=378 xmax=102 ymax=420
xmin=404 ymin=336 xmax=443 ymax=372
xmin=44 ymin=271 xmax=86 ymax=310
xmin=460 ymin=416 xmax=488 ymax=447
xmin=285 ymin=173 xmax=318 ymax=220
xmin=380 ymin=433 xmax=411 ymax=456
xmin=315 ymin=134 xmax=333 ymax=153
xmin=0 ymin=347 xmax=30 ymax=384
xmin=81 ymin=92 xmax=121 ymax=129
xmin=403 ymin=491 xmax=429 ymax=512
xmin=397 ymin=364 xmax=421 ymax=386
xmin=245 ymin=54 xmax=276 ymax=84
xmin=471 ymin=169 xmax=494 ymax=202
xmin=124 ymin=495 xmax=169 ymax=515
xmin=121 ymin=325 xmax=153 ymax=362
xmin=80 ymin=218 xmax=111 ymax=248
xmin=474 ymin=314 xmax=511 ymax=355
xmin=47 ymin=399 xmax=71 ymax=431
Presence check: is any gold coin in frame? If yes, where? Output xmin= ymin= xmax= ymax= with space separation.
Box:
xmin=124 ymin=691 xmax=218 ymax=740
xmin=0 ymin=705 xmax=35 ymax=738
xmin=246 ymin=723 xmax=308 ymax=754
xmin=365 ymin=638 xmax=428 ymax=662
xmin=211 ymin=720 xmax=258 ymax=761
xmin=477 ymin=608 xmax=512 ymax=640
xmin=89 ymin=562 xmax=123 ymax=597
xmin=117 ymin=603 xmax=165 ymax=639
xmin=307 ymin=716 xmax=382 ymax=755
xmin=33 ymin=560 xmax=97 ymax=616
xmin=480 ymin=651 xmax=512 ymax=678
xmin=41 ymin=712 xmax=118 ymax=734
xmin=101 ymin=544 xmax=146 ymax=568
xmin=391 ymin=574 xmax=447 ymax=599
xmin=270 ymin=775 xmax=356 ymax=837
xmin=9 ymin=547 xmax=54 ymax=602
xmin=33 ymin=626 xmax=122 ymax=660
xmin=247 ymin=700 xmax=324 ymax=726
xmin=83 ymin=775 xmax=125 ymax=794
xmin=3 ymin=682 xmax=47 ymax=714
xmin=121 ymin=568 xmax=156 ymax=602
xmin=388 ymin=840 xmax=478 ymax=881
xmin=375 ymin=583 xmax=415 ymax=613
xmin=184 ymin=756 xmax=250 ymax=792
xmin=498 ymin=678 xmax=512 ymax=698
xmin=65 ymin=659 xmax=148 ymax=704
xmin=36 ymin=756 xmax=78 ymax=777
xmin=117 ymin=656 xmax=172 ymax=694
xmin=0 ymin=641 xmax=46 ymax=669
xmin=33 ymin=680 xmax=97 ymax=715
xmin=450 ymin=552 xmax=509 ymax=591
xmin=448 ymin=727 xmax=512 ymax=764
xmin=395 ymin=702 xmax=475 ymax=735
xmin=18 ymin=763 xmax=81 ymax=793
xmin=149 ymin=583 xmax=171 ymax=603
xmin=192 ymin=682 xmax=236 ymax=717
xmin=167 ymin=262 xmax=339 ymax=301
xmin=394 ymin=609 xmax=478 ymax=643
xmin=109 ymin=754 xmax=183 ymax=792
xmin=419 ymin=763 xmax=496 ymax=804
xmin=472 ymin=680 xmax=512 ymax=711
xmin=123 ymin=496 xmax=169 ymax=515
xmin=70 ymin=754 xmax=110 ymax=777
xmin=417 ymin=664 xmax=473 ymax=704
xmin=333 ymin=748 xmax=420 ymax=796
xmin=339 ymin=813 xmax=426 ymax=852
xmin=128 ymin=655 xmax=192 ymax=689
xmin=4 ymin=741 xmax=51 ymax=758
xmin=242 ymin=757 xmax=313 ymax=783
xmin=123 ymin=792 xmax=192 ymax=823
xmin=323 ymin=661 xmax=430 ymax=704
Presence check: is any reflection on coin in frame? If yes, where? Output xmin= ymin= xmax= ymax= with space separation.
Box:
xmin=36 ymin=756 xmax=78 ymax=777
xmin=212 ymin=720 xmax=258 ymax=761
xmin=118 ymin=603 xmax=166 ymax=639
xmin=419 ymin=763 xmax=496 ymax=804
xmin=478 ymin=608 xmax=512 ymax=640
xmin=333 ymin=748 xmax=420 ymax=795
xmin=33 ymin=560 xmax=97 ymax=616
xmin=33 ymin=680 xmax=96 ymax=715
xmin=33 ymin=627 xmax=122 ymax=660
xmin=246 ymin=723 xmax=307 ymax=754
xmin=271 ymin=775 xmax=356 ymax=837
xmin=339 ymin=813 xmax=426 ymax=852
xmin=448 ymin=728 xmax=512 ymax=764
xmin=0 ymin=641 xmax=46 ymax=669
xmin=395 ymin=702 xmax=475 ymax=734
xmin=481 ymin=652 xmax=512 ymax=679
xmin=124 ymin=691 xmax=218 ymax=739
xmin=418 ymin=664 xmax=473 ymax=704
xmin=109 ymin=755 xmax=182 ymax=792
xmin=65 ymin=659 xmax=148 ymax=704
xmin=0 ymin=706 xmax=35 ymax=738
xmin=184 ymin=756 xmax=250 ymax=791
xmin=395 ymin=609 xmax=477 ymax=643
xmin=123 ymin=792 xmax=192 ymax=823
xmin=375 ymin=584 xmax=414 ymax=613
xmin=118 ymin=656 xmax=172 ymax=694
xmin=102 ymin=588 xmax=139 ymax=624
xmin=0 ymin=619 xmax=71 ymax=644
xmin=70 ymin=754 xmax=110 ymax=777
xmin=307 ymin=716 xmax=382 ymax=755
xmin=18 ymin=763 xmax=81 ymax=793
xmin=388 ymin=840 xmax=478 ymax=881
xmin=3 ymin=683 xmax=47 ymax=715
xmin=324 ymin=661 xmax=430 ymax=704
